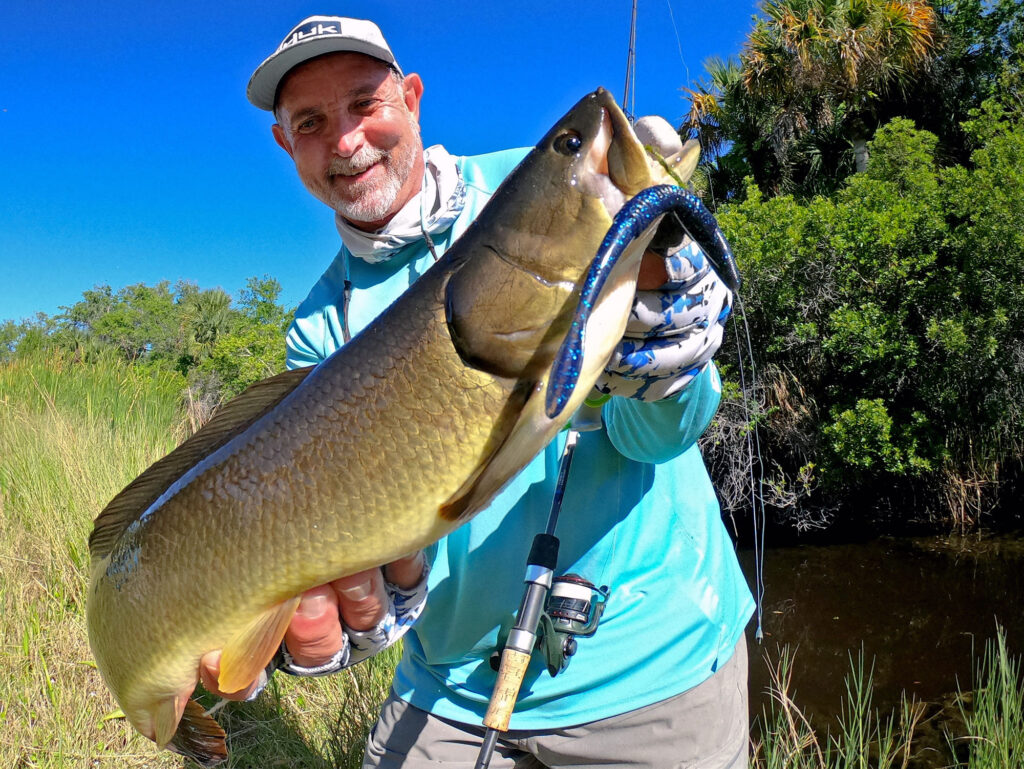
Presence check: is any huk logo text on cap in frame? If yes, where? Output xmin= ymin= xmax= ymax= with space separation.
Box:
xmin=279 ymin=21 xmax=342 ymax=52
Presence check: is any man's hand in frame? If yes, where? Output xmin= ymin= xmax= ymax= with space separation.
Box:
xmin=198 ymin=552 xmax=426 ymax=701
xmin=586 ymin=113 xmax=735 ymax=403
xmin=596 ymin=240 xmax=733 ymax=402
xmin=637 ymin=251 xmax=670 ymax=291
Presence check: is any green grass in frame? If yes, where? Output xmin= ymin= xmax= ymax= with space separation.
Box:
xmin=2 ymin=353 xmax=1021 ymax=767
xmin=955 ymin=628 xmax=1024 ymax=768
xmin=752 ymin=648 xmax=923 ymax=769
xmin=1 ymin=354 xmax=187 ymax=767
xmin=0 ymin=354 xmax=399 ymax=768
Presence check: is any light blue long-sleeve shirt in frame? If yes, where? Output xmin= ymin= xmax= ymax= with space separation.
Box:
xmin=286 ymin=147 xmax=754 ymax=729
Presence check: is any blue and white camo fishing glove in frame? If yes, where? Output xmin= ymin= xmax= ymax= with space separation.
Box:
xmin=590 ymin=115 xmax=734 ymax=403
xmin=593 ymin=237 xmax=733 ymax=402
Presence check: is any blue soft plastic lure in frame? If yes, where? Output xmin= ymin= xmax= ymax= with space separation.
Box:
xmin=545 ymin=185 xmax=740 ymax=419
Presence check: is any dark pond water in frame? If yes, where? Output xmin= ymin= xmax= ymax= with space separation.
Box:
xmin=738 ymin=534 xmax=1024 ymax=753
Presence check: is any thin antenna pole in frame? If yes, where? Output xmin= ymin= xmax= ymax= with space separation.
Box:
xmin=622 ymin=0 xmax=639 ymax=121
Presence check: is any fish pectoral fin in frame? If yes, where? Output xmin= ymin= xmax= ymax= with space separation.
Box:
xmin=153 ymin=692 xmax=188 ymax=748
xmin=89 ymin=366 xmax=316 ymax=565
xmin=445 ymin=246 xmax=571 ymax=380
xmin=166 ymin=698 xmax=228 ymax=767
xmin=218 ymin=596 xmax=301 ymax=695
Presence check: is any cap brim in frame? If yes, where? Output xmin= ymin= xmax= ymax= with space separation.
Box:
xmin=247 ymin=38 xmax=400 ymax=111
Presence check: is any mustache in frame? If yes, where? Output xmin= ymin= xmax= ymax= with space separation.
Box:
xmin=327 ymin=147 xmax=389 ymax=178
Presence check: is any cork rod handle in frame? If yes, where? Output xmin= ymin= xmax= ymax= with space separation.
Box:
xmin=482 ymin=648 xmax=532 ymax=731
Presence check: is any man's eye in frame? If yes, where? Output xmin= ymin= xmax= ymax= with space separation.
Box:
xmin=296 ymin=117 xmax=319 ymax=133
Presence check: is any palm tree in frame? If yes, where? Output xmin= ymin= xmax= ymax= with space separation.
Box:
xmin=742 ymin=0 xmax=938 ymax=173
xmin=180 ymin=288 xmax=233 ymax=366
xmin=683 ymin=57 xmax=777 ymax=201
xmin=684 ymin=57 xmax=744 ymax=163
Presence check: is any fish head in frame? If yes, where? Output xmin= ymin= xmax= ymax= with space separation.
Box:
xmin=488 ymin=87 xmax=654 ymax=284
xmin=445 ymin=88 xmax=677 ymax=384
xmin=439 ymin=89 xmax=693 ymax=521
xmin=535 ymin=84 xmax=654 ymax=215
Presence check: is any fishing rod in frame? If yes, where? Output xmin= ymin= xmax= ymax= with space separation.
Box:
xmin=473 ymin=407 xmax=607 ymax=769
xmin=472 ymin=10 xmax=646 ymax=768
xmin=472 ymin=430 xmax=570 ymax=769
xmin=622 ymin=0 xmax=638 ymax=121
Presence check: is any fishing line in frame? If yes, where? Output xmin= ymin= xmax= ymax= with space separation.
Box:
xmin=476 ymin=10 xmax=768 ymax=768
xmin=620 ymin=0 xmax=767 ymax=642
xmin=731 ymin=291 xmax=766 ymax=642
xmin=664 ymin=0 xmax=691 ymax=89
xmin=656 ymin=0 xmax=768 ymax=642
xmin=622 ymin=0 xmax=639 ymax=121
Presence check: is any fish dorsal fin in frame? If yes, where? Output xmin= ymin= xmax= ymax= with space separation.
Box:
xmin=88 ymin=366 xmax=315 ymax=564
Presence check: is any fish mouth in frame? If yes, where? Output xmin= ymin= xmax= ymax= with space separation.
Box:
xmin=576 ymin=109 xmax=624 ymax=217
xmin=579 ymin=97 xmax=681 ymax=221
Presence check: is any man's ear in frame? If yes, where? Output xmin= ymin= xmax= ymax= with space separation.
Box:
xmin=402 ymin=73 xmax=424 ymax=120
xmin=272 ymin=124 xmax=294 ymax=159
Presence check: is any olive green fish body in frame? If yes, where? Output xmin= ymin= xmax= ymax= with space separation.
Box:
xmin=88 ymin=264 xmax=517 ymax=733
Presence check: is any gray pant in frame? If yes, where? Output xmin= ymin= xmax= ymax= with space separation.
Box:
xmin=363 ymin=637 xmax=749 ymax=769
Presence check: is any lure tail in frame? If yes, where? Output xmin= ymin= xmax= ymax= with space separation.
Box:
xmin=545 ymin=185 xmax=740 ymax=419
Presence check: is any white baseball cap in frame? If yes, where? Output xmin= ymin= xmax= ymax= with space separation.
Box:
xmin=247 ymin=16 xmax=402 ymax=111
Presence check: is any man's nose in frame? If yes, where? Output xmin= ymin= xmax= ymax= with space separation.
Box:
xmin=332 ymin=120 xmax=364 ymax=158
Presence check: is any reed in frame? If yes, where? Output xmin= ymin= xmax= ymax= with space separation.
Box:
xmin=753 ymin=646 xmax=924 ymax=769
xmin=954 ymin=626 xmax=1024 ymax=767
xmin=752 ymin=632 xmax=1023 ymax=769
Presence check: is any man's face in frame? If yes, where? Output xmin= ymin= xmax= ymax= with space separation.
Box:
xmin=272 ymin=53 xmax=425 ymax=231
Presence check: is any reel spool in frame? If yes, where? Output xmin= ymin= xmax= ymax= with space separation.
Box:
xmin=539 ymin=574 xmax=609 ymax=676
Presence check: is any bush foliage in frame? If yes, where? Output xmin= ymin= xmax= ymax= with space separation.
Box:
xmin=1 ymin=275 xmax=293 ymax=416
xmin=710 ymin=99 xmax=1024 ymax=530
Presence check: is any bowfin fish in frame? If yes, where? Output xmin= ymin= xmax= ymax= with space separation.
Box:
xmin=86 ymin=88 xmax=703 ymax=766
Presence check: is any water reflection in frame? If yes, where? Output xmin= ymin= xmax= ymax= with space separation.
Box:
xmin=739 ymin=534 xmax=1024 ymax=723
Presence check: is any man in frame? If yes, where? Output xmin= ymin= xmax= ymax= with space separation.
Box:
xmin=204 ymin=15 xmax=754 ymax=769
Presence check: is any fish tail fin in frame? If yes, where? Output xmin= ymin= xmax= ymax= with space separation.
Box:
xmin=166 ymin=698 xmax=228 ymax=767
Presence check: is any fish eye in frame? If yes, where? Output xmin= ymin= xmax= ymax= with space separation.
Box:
xmin=553 ymin=131 xmax=584 ymax=155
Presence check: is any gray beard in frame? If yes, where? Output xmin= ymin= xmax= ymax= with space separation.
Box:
xmin=328 ymin=142 xmax=417 ymax=224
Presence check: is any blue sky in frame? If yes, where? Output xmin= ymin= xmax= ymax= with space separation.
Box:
xmin=0 ymin=0 xmax=759 ymax=324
